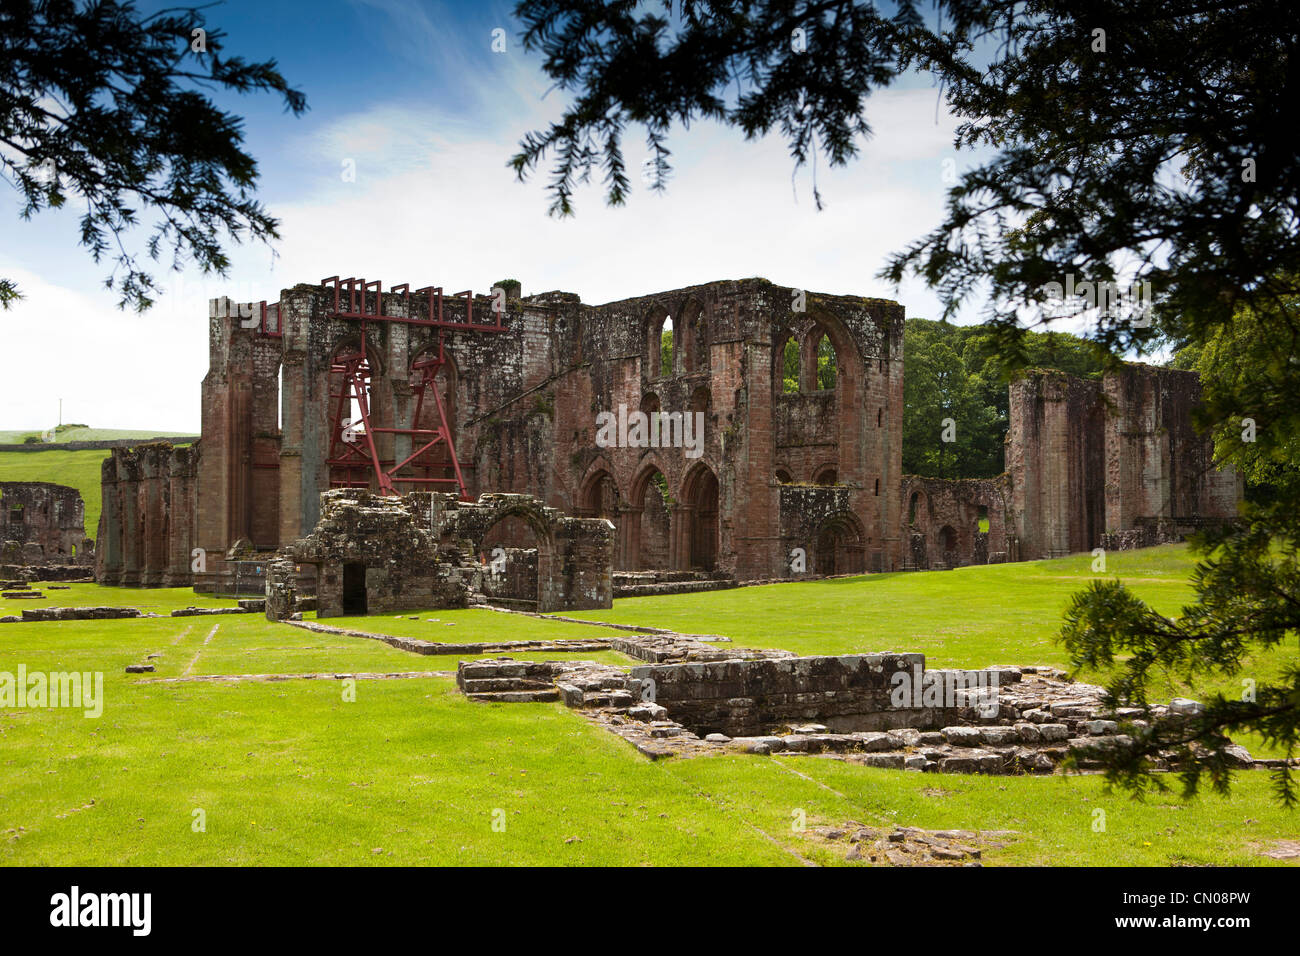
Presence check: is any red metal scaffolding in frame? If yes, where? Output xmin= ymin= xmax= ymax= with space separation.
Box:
xmin=320 ymin=276 xmax=503 ymax=499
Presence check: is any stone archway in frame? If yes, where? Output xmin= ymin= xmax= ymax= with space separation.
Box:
xmin=477 ymin=506 xmax=555 ymax=610
xmin=629 ymin=465 xmax=671 ymax=570
xmin=814 ymin=512 xmax=866 ymax=576
xmin=681 ymin=463 xmax=719 ymax=572
xmin=938 ymin=524 xmax=959 ymax=568
xmin=579 ymin=467 xmax=623 ymax=566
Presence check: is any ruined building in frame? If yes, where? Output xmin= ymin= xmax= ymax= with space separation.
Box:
xmin=93 ymin=275 xmax=1240 ymax=602
xmin=902 ymin=365 xmax=1242 ymax=569
xmin=97 ymin=276 xmax=905 ymax=596
xmin=1 ymin=481 xmax=93 ymax=570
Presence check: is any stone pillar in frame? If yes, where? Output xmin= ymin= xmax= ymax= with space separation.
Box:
xmin=95 ymin=456 xmax=122 ymax=585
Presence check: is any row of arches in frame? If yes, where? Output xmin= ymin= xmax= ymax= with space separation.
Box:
xmin=647 ymin=300 xmax=707 ymax=379
xmin=778 ymin=330 xmax=838 ymax=393
xmin=578 ymin=461 xmax=720 ymax=571
xmin=775 ymin=466 xmax=838 ymax=486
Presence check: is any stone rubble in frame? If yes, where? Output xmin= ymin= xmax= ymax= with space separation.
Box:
xmin=454 ymin=653 xmax=1271 ymax=774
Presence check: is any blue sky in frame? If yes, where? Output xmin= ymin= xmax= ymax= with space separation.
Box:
xmin=1 ymin=0 xmax=991 ymax=432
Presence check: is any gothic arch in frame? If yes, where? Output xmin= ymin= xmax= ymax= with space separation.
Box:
xmin=629 ymin=461 xmax=672 ymax=570
xmin=814 ymin=511 xmax=866 ymax=576
xmin=678 ymin=298 xmax=707 ymax=373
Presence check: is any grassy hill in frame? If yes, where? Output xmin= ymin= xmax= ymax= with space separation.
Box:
xmin=0 ymin=426 xmax=196 ymax=541
xmin=0 ymin=449 xmax=115 ymax=541
xmin=0 ymin=424 xmax=197 ymax=444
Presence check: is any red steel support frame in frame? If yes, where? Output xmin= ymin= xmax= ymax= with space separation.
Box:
xmin=320 ymin=276 xmax=504 ymax=500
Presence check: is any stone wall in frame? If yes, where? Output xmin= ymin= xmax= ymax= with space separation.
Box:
xmin=285 ymin=489 xmax=469 ymax=618
xmin=631 ymin=653 xmax=981 ymax=737
xmin=96 ymin=443 xmax=198 ymax=586
xmin=0 ymin=482 xmax=91 ymax=566
xmin=99 ymin=278 xmax=1243 ymax=594
xmin=900 ymin=475 xmax=1012 ymax=568
xmin=1007 ymin=370 xmax=1106 ymax=559
xmin=1103 ymin=364 xmax=1242 ymax=532
xmin=1004 ymin=364 xmax=1240 ymax=561
xmin=274 ymin=488 xmax=613 ymax=618
xmin=164 ymin=276 xmax=906 ymax=594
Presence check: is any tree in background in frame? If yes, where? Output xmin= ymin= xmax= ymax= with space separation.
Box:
xmin=1 ymin=0 xmax=306 ymax=310
xmin=512 ymin=0 xmax=1300 ymax=802
xmin=902 ymin=318 xmax=1104 ymax=478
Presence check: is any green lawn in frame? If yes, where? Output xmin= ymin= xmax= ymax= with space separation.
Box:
xmin=564 ymin=544 xmax=1201 ymax=667
xmin=1 ymin=546 xmax=1297 ymax=866
xmin=0 ymin=434 xmax=196 ymax=544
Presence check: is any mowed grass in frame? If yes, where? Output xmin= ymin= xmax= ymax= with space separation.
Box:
xmin=1 ymin=548 xmax=1297 ymax=865
xmin=565 ymin=544 xmax=1299 ymax=757
xmin=0 ymin=583 xmax=233 ymax=618
xmin=563 ymin=544 xmax=1202 ymax=667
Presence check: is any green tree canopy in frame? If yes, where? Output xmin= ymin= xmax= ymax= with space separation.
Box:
xmin=512 ymin=0 xmax=1300 ymax=802
xmin=1 ymin=0 xmax=307 ymax=310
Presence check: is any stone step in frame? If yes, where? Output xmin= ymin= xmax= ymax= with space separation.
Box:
xmin=459 ymin=677 xmax=556 ymax=693
xmin=466 ymin=689 xmax=560 ymax=703
xmin=613 ymin=579 xmax=737 ymax=598
xmin=580 ymin=689 xmax=636 ymax=708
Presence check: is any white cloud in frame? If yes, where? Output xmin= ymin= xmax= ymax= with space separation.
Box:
xmin=0 ymin=264 xmax=206 ymax=432
xmin=2 ymin=62 xmax=991 ymax=432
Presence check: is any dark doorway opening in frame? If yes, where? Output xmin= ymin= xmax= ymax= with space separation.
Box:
xmin=342 ymin=562 xmax=367 ymax=615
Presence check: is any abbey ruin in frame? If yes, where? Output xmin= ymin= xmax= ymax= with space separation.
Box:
xmin=92 ymin=277 xmax=1242 ymax=611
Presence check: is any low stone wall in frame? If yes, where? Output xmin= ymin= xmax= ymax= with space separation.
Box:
xmin=629 ymin=653 xmax=995 ymax=737
xmin=1 ymin=565 xmax=96 ymax=582
xmin=17 ymin=606 xmax=144 ymax=621
xmin=1100 ymin=515 xmax=1231 ymax=552
xmin=0 ymin=437 xmax=195 ymax=452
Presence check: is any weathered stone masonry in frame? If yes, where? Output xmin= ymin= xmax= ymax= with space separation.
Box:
xmin=904 ymin=364 xmax=1241 ymax=568
xmin=264 ymin=488 xmax=614 ymax=617
xmin=94 ymin=276 xmax=1240 ymax=599
xmin=98 ymin=277 xmax=907 ymax=596
xmin=0 ymin=481 xmax=92 ymax=569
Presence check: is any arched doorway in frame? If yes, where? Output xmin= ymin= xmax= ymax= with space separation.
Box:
xmin=938 ymin=524 xmax=959 ymax=568
xmin=630 ymin=466 xmax=671 ymax=569
xmin=682 ymin=464 xmax=719 ymax=571
xmin=580 ymin=468 xmax=621 ymax=565
xmin=479 ymin=510 xmax=548 ymax=609
xmin=581 ymin=469 xmax=619 ymax=518
xmin=814 ymin=513 xmax=865 ymax=576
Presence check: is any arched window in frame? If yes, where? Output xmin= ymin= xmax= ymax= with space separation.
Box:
xmin=775 ymin=468 xmax=793 ymax=484
xmin=939 ymin=525 xmax=958 ymax=552
xmin=659 ymin=316 xmax=674 ymax=377
xmin=781 ymin=336 xmax=799 ymax=393
xmin=816 ymin=334 xmax=838 ymax=390
xmin=908 ymin=491 xmax=920 ymax=526
xmin=680 ymin=302 xmax=706 ymax=372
